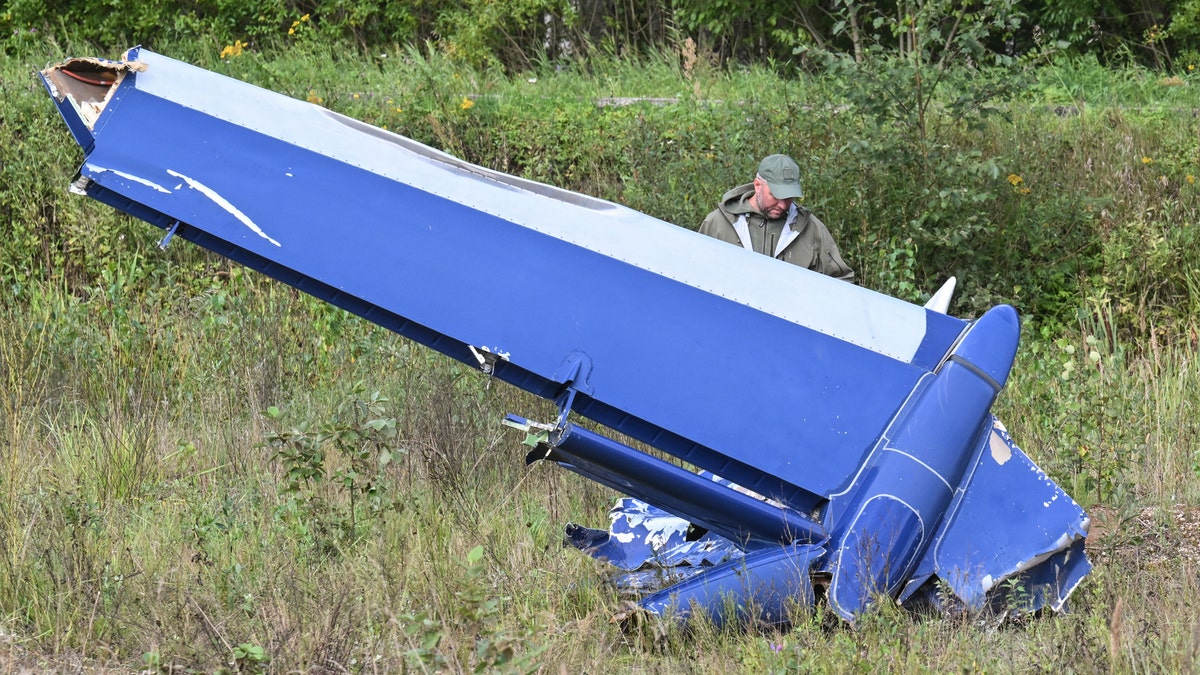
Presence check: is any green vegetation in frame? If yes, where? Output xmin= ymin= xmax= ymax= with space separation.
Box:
xmin=7 ymin=0 xmax=1200 ymax=69
xmin=2 ymin=6 xmax=1200 ymax=671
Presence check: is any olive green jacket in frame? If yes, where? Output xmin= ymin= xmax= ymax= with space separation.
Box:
xmin=699 ymin=183 xmax=854 ymax=282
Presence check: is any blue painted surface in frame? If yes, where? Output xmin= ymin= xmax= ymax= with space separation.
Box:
xmin=823 ymin=304 xmax=1019 ymax=620
xmin=533 ymin=419 xmax=825 ymax=545
xmin=900 ymin=419 xmax=1093 ymax=612
xmin=40 ymin=48 xmax=1091 ymax=625
xmin=638 ymin=543 xmax=825 ymax=627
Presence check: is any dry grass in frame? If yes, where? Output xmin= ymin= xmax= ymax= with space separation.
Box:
xmin=1 ymin=280 xmax=1199 ymax=672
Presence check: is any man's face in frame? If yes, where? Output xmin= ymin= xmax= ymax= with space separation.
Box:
xmin=754 ymin=178 xmax=793 ymax=219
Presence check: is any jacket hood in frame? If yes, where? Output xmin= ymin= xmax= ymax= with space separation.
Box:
xmin=718 ymin=183 xmax=757 ymax=218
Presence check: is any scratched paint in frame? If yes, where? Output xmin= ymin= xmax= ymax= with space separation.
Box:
xmin=166 ymin=169 xmax=281 ymax=246
xmin=86 ymin=164 xmax=173 ymax=194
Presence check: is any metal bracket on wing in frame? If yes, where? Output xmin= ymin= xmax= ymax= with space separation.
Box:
xmin=551 ymin=351 xmax=594 ymax=429
xmin=504 ymin=351 xmax=595 ymax=464
xmin=502 ymin=414 xmax=557 ymax=464
xmin=158 ymin=220 xmax=182 ymax=250
xmin=467 ymin=345 xmax=509 ymax=376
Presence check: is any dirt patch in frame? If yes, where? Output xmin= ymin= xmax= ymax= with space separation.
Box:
xmin=1086 ymin=503 xmax=1200 ymax=568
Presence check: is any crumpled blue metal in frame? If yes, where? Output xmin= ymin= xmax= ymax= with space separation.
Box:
xmin=567 ymin=417 xmax=1090 ymax=624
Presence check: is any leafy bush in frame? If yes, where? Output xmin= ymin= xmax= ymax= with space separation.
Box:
xmin=797 ymin=0 xmax=1036 ymax=307
xmin=266 ymin=384 xmax=404 ymax=555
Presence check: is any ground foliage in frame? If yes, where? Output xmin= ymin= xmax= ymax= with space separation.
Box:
xmin=1 ymin=19 xmax=1199 ymax=674
xmin=8 ymin=0 xmax=1200 ymax=69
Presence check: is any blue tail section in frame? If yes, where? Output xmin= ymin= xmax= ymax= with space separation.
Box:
xmin=40 ymin=48 xmax=1090 ymax=625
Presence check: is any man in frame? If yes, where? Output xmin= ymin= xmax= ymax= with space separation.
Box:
xmin=699 ymin=154 xmax=854 ymax=281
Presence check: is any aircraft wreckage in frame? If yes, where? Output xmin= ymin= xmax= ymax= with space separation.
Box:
xmin=40 ymin=47 xmax=1091 ymax=626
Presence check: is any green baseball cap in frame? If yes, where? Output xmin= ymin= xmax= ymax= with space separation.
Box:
xmin=757 ymin=154 xmax=803 ymax=200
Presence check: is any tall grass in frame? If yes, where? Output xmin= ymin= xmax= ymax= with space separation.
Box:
xmin=2 ymin=34 xmax=1200 ymax=671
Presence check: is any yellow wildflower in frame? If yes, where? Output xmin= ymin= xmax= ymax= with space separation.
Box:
xmin=220 ymin=40 xmax=245 ymax=59
xmin=307 ymin=90 xmax=323 ymax=104
xmin=288 ymin=28 xmax=295 ymax=35
xmin=352 ymin=93 xmax=360 ymax=99
xmin=1142 ymin=157 xmax=1153 ymax=164
xmin=301 ymin=13 xmax=310 ymax=21
xmin=1007 ymin=174 xmax=1030 ymax=194
xmin=461 ymin=97 xmax=475 ymax=110
xmin=1188 ymin=175 xmax=1196 ymax=184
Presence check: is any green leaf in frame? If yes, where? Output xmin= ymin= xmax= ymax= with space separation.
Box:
xmin=467 ymin=544 xmax=484 ymax=564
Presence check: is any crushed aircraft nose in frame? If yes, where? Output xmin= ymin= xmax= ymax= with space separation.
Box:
xmin=40 ymin=47 xmax=1090 ymax=630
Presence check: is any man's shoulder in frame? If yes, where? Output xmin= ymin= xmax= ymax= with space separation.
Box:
xmin=700 ymin=204 xmax=746 ymax=244
xmin=699 ymin=183 xmax=753 ymax=239
xmin=699 ymin=207 xmax=729 ymax=235
xmin=702 ymin=186 xmax=749 ymax=225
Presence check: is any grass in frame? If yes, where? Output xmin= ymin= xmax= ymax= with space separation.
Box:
xmin=2 ymin=240 xmax=1199 ymax=673
xmin=3 ymin=32 xmax=1200 ymax=672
